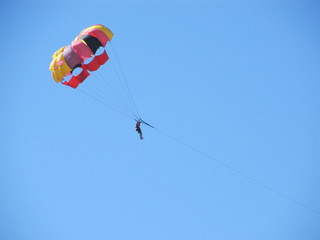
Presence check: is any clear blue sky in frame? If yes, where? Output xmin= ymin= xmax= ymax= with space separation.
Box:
xmin=1 ymin=0 xmax=320 ymax=239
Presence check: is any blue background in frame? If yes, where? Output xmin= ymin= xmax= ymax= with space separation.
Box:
xmin=1 ymin=0 xmax=320 ymax=239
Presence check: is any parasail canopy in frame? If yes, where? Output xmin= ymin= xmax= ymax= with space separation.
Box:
xmin=49 ymin=24 xmax=114 ymax=88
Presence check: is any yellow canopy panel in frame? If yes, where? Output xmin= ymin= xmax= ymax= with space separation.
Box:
xmin=50 ymin=52 xmax=72 ymax=82
xmin=74 ymin=24 xmax=113 ymax=42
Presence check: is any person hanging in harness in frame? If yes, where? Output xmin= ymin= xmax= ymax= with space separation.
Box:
xmin=135 ymin=121 xmax=144 ymax=140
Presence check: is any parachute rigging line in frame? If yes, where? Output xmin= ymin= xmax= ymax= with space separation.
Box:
xmin=82 ymin=64 xmax=139 ymax=120
xmin=77 ymin=87 xmax=137 ymax=121
xmin=109 ymin=41 xmax=141 ymax=120
xmin=78 ymin=41 xmax=141 ymax=120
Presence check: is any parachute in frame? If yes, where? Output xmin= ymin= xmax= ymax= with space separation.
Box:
xmin=49 ymin=24 xmax=113 ymax=88
xmin=49 ymin=24 xmax=141 ymax=120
